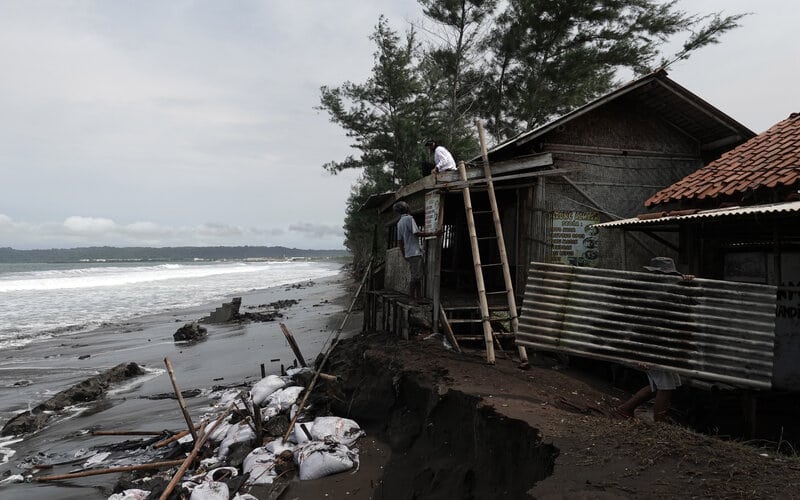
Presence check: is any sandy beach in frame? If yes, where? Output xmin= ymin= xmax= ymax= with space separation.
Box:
xmin=0 ymin=271 xmax=364 ymax=499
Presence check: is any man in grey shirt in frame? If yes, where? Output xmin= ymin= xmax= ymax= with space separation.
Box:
xmin=394 ymin=201 xmax=437 ymax=299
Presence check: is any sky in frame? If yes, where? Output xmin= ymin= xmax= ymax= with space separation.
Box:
xmin=0 ymin=0 xmax=797 ymax=250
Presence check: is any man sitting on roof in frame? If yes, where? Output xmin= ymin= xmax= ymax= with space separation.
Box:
xmin=424 ymin=139 xmax=457 ymax=173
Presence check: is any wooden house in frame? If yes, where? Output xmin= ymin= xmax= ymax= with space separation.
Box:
xmin=363 ymin=70 xmax=754 ymax=345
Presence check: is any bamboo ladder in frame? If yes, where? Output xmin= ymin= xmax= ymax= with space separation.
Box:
xmin=458 ymin=120 xmax=529 ymax=365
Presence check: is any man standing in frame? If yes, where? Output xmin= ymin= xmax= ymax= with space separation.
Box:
xmin=394 ymin=201 xmax=424 ymax=299
xmin=424 ymin=139 xmax=457 ymax=173
xmin=614 ymin=257 xmax=693 ymax=422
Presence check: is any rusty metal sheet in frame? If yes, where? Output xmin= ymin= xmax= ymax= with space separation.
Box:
xmin=518 ymin=262 xmax=776 ymax=389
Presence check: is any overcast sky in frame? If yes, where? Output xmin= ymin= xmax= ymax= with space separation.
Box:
xmin=0 ymin=1 xmax=796 ymax=250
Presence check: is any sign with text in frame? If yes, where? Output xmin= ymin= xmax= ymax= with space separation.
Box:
xmin=549 ymin=211 xmax=600 ymax=266
xmin=424 ymin=191 xmax=441 ymax=237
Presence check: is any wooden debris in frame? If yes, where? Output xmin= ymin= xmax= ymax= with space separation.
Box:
xmin=35 ymin=460 xmax=184 ymax=482
xmin=279 ymin=323 xmax=307 ymax=367
xmin=164 ymin=357 xmax=197 ymax=443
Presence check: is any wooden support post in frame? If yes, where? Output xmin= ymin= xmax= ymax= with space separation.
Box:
xmin=439 ymin=308 xmax=462 ymax=353
xmin=401 ymin=305 xmax=410 ymax=340
xmin=163 ymin=357 xmax=197 ymax=443
xmin=279 ymin=323 xmax=307 ymax=367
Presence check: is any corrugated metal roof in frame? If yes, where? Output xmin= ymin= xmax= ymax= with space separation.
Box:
xmin=647 ymin=113 xmax=800 ymax=207
xmin=518 ymin=263 xmax=776 ymax=389
xmin=594 ymin=200 xmax=800 ymax=228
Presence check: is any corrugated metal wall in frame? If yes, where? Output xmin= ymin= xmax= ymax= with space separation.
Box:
xmin=518 ymin=262 xmax=776 ymax=389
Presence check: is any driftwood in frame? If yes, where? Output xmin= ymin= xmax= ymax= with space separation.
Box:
xmin=91 ymin=430 xmax=169 ymax=437
xmin=279 ymin=323 xmax=307 ymax=367
xmin=35 ymin=460 xmax=185 ymax=482
xmin=152 ymin=424 xmax=203 ymax=449
xmin=164 ymin=357 xmax=197 ymax=443
xmin=159 ymin=404 xmax=234 ymax=500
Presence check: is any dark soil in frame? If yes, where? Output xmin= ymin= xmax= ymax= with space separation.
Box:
xmin=317 ymin=331 xmax=800 ymax=499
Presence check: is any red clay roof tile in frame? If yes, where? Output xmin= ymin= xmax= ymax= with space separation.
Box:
xmin=646 ymin=113 xmax=800 ymax=207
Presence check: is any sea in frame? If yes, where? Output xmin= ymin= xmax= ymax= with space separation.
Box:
xmin=0 ymin=259 xmax=342 ymax=350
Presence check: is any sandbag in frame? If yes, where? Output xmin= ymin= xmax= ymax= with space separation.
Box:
xmin=265 ymin=437 xmax=295 ymax=455
xmin=250 ymin=375 xmax=287 ymax=406
xmin=189 ymin=479 xmax=229 ymax=500
xmin=108 ymin=490 xmax=150 ymax=500
xmin=205 ymin=419 xmax=232 ymax=444
xmin=243 ymin=447 xmax=276 ymax=485
xmin=293 ymin=440 xmax=358 ymax=480
xmin=266 ymin=386 xmax=304 ymax=411
xmin=308 ymin=416 xmax=365 ymax=446
xmin=217 ymin=422 xmax=255 ymax=458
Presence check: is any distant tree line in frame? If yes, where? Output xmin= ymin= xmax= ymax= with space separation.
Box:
xmin=317 ymin=0 xmax=746 ymax=270
xmin=0 ymin=246 xmax=349 ymax=263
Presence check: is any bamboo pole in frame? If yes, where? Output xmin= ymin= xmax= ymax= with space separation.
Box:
xmin=458 ymin=160 xmax=496 ymax=364
xmin=279 ymin=323 xmax=308 ymax=367
xmin=282 ymin=261 xmax=370 ymax=442
xmin=160 ymin=406 xmax=233 ymax=500
xmin=153 ymin=430 xmax=190 ymax=449
xmin=476 ymin=120 xmax=529 ymax=365
xmin=35 ymin=460 xmax=185 ymax=482
xmin=438 ymin=308 xmax=462 ymax=353
xmin=164 ymin=357 xmax=197 ymax=443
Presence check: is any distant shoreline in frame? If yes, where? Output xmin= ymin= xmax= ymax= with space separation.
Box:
xmin=0 ymin=245 xmax=351 ymax=264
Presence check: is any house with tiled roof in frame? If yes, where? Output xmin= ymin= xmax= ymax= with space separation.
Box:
xmin=646 ymin=112 xmax=800 ymax=209
xmin=596 ymin=112 xmax=800 ymax=391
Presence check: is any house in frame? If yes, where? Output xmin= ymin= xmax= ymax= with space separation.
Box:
xmin=363 ymin=71 xmax=754 ymax=344
xmin=595 ymin=112 xmax=800 ymax=390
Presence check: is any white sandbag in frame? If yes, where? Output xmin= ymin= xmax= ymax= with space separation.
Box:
xmin=233 ymin=494 xmax=259 ymax=500
xmin=217 ymin=388 xmax=242 ymax=407
xmin=108 ymin=489 xmax=150 ymax=500
xmin=261 ymin=404 xmax=280 ymax=421
xmin=217 ymin=422 xmax=255 ymax=458
xmin=243 ymin=447 xmax=276 ymax=485
xmin=309 ymin=416 xmax=365 ymax=446
xmin=250 ymin=375 xmax=287 ymax=406
xmin=264 ymin=437 xmax=295 ymax=455
xmin=293 ymin=440 xmax=358 ymax=480
xmin=286 ymin=366 xmax=313 ymax=378
xmin=205 ymin=419 xmax=232 ymax=444
xmin=291 ymin=421 xmax=313 ymax=445
xmin=266 ymin=386 xmax=304 ymax=411
xmin=189 ymin=479 xmax=229 ymax=500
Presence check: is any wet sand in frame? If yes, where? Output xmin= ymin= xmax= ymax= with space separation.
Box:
xmin=0 ymin=272 xmax=362 ymax=499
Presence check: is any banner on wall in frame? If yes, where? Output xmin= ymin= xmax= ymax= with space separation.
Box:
xmin=423 ymin=191 xmax=441 ymax=239
xmin=549 ymin=211 xmax=601 ymax=267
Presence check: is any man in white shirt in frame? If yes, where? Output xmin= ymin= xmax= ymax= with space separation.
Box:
xmin=424 ymin=139 xmax=457 ymax=173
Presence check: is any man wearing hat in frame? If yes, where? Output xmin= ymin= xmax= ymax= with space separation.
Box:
xmin=614 ymin=257 xmax=693 ymax=422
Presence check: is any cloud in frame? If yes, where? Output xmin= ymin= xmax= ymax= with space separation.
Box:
xmin=63 ymin=216 xmax=117 ymax=234
xmin=288 ymin=222 xmax=344 ymax=239
xmin=0 ymin=213 xmax=342 ymax=249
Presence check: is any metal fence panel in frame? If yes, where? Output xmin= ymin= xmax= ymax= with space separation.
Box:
xmin=518 ymin=262 xmax=776 ymax=389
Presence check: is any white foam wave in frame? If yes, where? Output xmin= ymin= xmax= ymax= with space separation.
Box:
xmin=0 ymin=262 xmax=278 ymax=292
